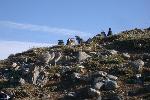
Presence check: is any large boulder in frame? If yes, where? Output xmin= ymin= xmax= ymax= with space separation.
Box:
xmin=94 ymin=82 xmax=104 ymax=90
xmin=32 ymin=66 xmax=40 ymax=85
xmin=78 ymin=51 xmax=91 ymax=62
xmin=54 ymin=52 xmax=62 ymax=63
xmin=40 ymin=51 xmax=53 ymax=64
xmin=93 ymin=71 xmax=107 ymax=77
xmin=19 ymin=65 xmax=48 ymax=87
xmin=94 ymin=77 xmax=105 ymax=83
xmin=104 ymin=80 xmax=119 ymax=90
xmin=97 ymin=96 xmax=102 ymax=100
xmin=36 ymin=71 xmax=48 ymax=87
xmin=30 ymin=66 xmax=48 ymax=87
xmin=130 ymin=59 xmax=144 ymax=71
xmin=107 ymin=74 xmax=118 ymax=81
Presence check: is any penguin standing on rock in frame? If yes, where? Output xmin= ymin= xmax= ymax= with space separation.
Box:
xmin=107 ymin=28 xmax=113 ymax=36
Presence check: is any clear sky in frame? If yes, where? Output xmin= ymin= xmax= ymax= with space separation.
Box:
xmin=0 ymin=0 xmax=150 ymax=59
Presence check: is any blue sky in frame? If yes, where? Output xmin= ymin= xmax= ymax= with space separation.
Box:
xmin=0 ymin=0 xmax=150 ymax=59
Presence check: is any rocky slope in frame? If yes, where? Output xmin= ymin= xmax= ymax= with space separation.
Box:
xmin=0 ymin=28 xmax=150 ymax=100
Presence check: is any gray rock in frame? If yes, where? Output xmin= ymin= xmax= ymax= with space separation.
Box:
xmin=97 ymin=96 xmax=102 ymax=100
xmin=88 ymin=88 xmax=101 ymax=97
xmin=104 ymin=80 xmax=119 ymax=90
xmin=94 ymin=82 xmax=104 ymax=90
xmin=78 ymin=51 xmax=91 ymax=62
xmin=94 ymin=77 xmax=105 ymax=83
xmin=50 ymin=52 xmax=55 ymax=61
xmin=40 ymin=51 xmax=52 ymax=64
xmin=112 ymin=95 xmax=124 ymax=100
xmin=32 ymin=66 xmax=40 ymax=85
xmin=103 ymin=94 xmax=124 ymax=100
xmin=54 ymin=52 xmax=62 ymax=63
xmin=36 ymin=71 xmax=48 ymax=87
xmin=80 ymin=75 xmax=91 ymax=82
xmin=130 ymin=59 xmax=144 ymax=71
xmin=14 ymin=66 xmax=20 ymax=71
xmin=94 ymin=71 xmax=107 ymax=77
xmin=24 ymin=66 xmax=48 ymax=87
xmin=107 ymin=74 xmax=118 ymax=81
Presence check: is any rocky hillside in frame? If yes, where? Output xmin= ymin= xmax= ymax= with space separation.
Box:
xmin=0 ymin=28 xmax=150 ymax=100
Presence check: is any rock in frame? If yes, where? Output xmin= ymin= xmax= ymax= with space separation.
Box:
xmin=14 ymin=66 xmax=20 ymax=71
xmin=107 ymin=74 xmax=118 ymax=81
xmin=130 ymin=59 xmax=144 ymax=71
xmin=122 ymin=53 xmax=130 ymax=59
xmin=26 ymin=66 xmax=48 ymax=87
xmin=143 ymin=53 xmax=150 ymax=59
xmin=36 ymin=71 xmax=48 ymax=87
xmin=80 ymin=75 xmax=91 ymax=82
xmin=114 ymin=95 xmax=124 ymax=100
xmin=40 ymin=94 xmax=51 ymax=100
xmin=32 ymin=66 xmax=40 ymax=85
xmin=94 ymin=82 xmax=104 ymax=90
xmin=50 ymin=52 xmax=55 ymax=61
xmin=40 ymin=51 xmax=52 ymax=64
xmin=97 ymin=96 xmax=102 ymax=100
xmin=94 ymin=77 xmax=105 ymax=83
xmin=115 ymin=94 xmax=124 ymax=100
xmin=78 ymin=51 xmax=91 ymax=62
xmin=88 ymin=88 xmax=101 ymax=97
xmin=54 ymin=52 xmax=62 ymax=63
xmin=104 ymin=94 xmax=124 ymax=100
xmin=104 ymin=80 xmax=119 ymax=90
xmin=93 ymin=71 xmax=107 ymax=77
xmin=0 ymin=91 xmax=11 ymax=100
